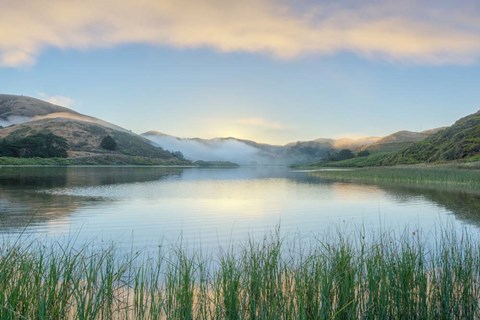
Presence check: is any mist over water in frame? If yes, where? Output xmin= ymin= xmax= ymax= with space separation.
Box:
xmin=143 ymin=134 xmax=337 ymax=165
xmin=143 ymin=134 xmax=278 ymax=165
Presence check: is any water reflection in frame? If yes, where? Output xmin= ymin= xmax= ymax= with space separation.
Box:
xmin=0 ymin=167 xmax=479 ymax=243
xmin=0 ymin=167 xmax=183 ymax=188
xmin=0 ymin=167 xmax=182 ymax=232
xmin=380 ymin=184 xmax=480 ymax=227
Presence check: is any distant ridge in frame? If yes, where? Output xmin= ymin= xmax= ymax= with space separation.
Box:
xmin=142 ymin=132 xmax=381 ymax=165
xmin=3 ymin=93 xmax=472 ymax=167
xmin=364 ymin=129 xmax=443 ymax=153
xmin=304 ymin=109 xmax=480 ymax=168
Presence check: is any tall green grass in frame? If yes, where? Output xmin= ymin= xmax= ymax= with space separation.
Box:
xmin=1 ymin=228 xmax=480 ymax=319
xmin=309 ymin=167 xmax=480 ymax=190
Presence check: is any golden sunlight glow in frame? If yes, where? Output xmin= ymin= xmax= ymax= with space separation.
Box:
xmin=1 ymin=0 xmax=480 ymax=67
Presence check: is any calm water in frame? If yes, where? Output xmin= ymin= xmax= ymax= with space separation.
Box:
xmin=1 ymin=166 xmax=480 ymax=250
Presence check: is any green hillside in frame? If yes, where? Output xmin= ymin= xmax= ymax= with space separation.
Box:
xmin=301 ymin=110 xmax=480 ymax=168
xmin=364 ymin=130 xmax=435 ymax=153
xmin=385 ymin=111 xmax=480 ymax=164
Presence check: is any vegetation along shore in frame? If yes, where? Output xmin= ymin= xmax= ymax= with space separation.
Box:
xmin=1 ymin=228 xmax=480 ymax=319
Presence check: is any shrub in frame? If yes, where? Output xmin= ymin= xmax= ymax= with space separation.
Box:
xmin=100 ymin=135 xmax=117 ymax=151
xmin=0 ymin=132 xmax=68 ymax=158
xmin=357 ymin=150 xmax=370 ymax=157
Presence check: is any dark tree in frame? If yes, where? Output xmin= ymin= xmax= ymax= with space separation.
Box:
xmin=0 ymin=139 xmax=16 ymax=157
xmin=327 ymin=148 xmax=356 ymax=161
xmin=357 ymin=150 xmax=371 ymax=157
xmin=100 ymin=135 xmax=117 ymax=151
xmin=337 ymin=149 xmax=355 ymax=160
xmin=0 ymin=132 xmax=68 ymax=158
xmin=172 ymin=151 xmax=185 ymax=160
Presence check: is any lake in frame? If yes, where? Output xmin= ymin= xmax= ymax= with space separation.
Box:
xmin=1 ymin=166 xmax=479 ymax=251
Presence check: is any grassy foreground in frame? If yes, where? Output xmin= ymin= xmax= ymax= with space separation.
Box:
xmin=1 ymin=229 xmax=480 ymax=319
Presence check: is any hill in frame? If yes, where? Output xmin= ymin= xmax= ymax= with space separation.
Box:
xmin=0 ymin=94 xmax=80 ymax=120
xmin=304 ymin=110 xmax=480 ymax=168
xmin=385 ymin=110 xmax=480 ymax=164
xmin=364 ymin=129 xmax=442 ymax=153
xmin=143 ymin=132 xmax=352 ymax=165
xmin=0 ymin=94 xmax=186 ymax=164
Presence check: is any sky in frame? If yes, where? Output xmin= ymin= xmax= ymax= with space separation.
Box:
xmin=1 ymin=0 xmax=480 ymax=145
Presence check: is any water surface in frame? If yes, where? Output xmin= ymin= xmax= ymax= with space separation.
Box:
xmin=1 ymin=166 xmax=479 ymax=250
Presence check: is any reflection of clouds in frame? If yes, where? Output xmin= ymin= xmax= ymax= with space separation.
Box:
xmin=193 ymin=199 xmax=283 ymax=219
xmin=46 ymin=178 xmax=294 ymax=201
xmin=329 ymin=183 xmax=385 ymax=202
xmin=44 ymin=216 xmax=73 ymax=235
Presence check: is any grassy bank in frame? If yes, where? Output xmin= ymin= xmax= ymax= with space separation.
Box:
xmin=0 ymin=155 xmax=191 ymax=166
xmin=296 ymin=152 xmax=391 ymax=169
xmin=297 ymin=152 xmax=480 ymax=169
xmin=1 ymin=229 xmax=480 ymax=319
xmin=307 ymin=167 xmax=480 ymax=190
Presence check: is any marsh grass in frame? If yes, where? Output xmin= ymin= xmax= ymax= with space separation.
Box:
xmin=1 ymin=228 xmax=480 ymax=319
xmin=309 ymin=167 xmax=480 ymax=190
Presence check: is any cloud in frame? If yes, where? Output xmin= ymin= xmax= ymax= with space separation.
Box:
xmin=0 ymin=115 xmax=32 ymax=127
xmin=236 ymin=117 xmax=287 ymax=130
xmin=37 ymin=93 xmax=75 ymax=107
xmin=1 ymin=0 xmax=480 ymax=66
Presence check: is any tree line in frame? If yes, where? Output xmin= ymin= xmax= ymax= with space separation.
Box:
xmin=0 ymin=132 xmax=68 ymax=158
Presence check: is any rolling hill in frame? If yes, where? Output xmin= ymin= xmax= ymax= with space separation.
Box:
xmin=385 ymin=110 xmax=480 ymax=164
xmin=304 ymin=109 xmax=480 ymax=168
xmin=4 ymin=94 xmax=477 ymax=167
xmin=0 ymin=94 xmax=186 ymax=164
xmin=364 ymin=129 xmax=443 ymax=153
xmin=0 ymin=94 xmax=80 ymax=122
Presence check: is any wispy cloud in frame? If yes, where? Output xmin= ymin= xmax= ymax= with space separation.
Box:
xmin=37 ymin=93 xmax=75 ymax=107
xmin=1 ymin=0 xmax=480 ymax=67
xmin=237 ymin=117 xmax=287 ymax=131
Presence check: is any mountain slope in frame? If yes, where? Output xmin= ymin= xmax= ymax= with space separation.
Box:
xmin=0 ymin=94 xmax=184 ymax=163
xmin=385 ymin=111 xmax=480 ymax=164
xmin=365 ymin=130 xmax=442 ymax=153
xmin=0 ymin=94 xmax=80 ymax=118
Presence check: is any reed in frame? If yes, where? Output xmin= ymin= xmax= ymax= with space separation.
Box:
xmin=309 ymin=167 xmax=480 ymax=189
xmin=1 ymin=228 xmax=480 ymax=319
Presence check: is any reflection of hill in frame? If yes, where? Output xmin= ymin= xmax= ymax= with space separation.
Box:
xmin=306 ymin=173 xmax=480 ymax=228
xmin=0 ymin=189 xmax=87 ymax=232
xmin=0 ymin=167 xmax=183 ymax=188
xmin=0 ymin=167 xmax=183 ymax=232
xmin=378 ymin=184 xmax=480 ymax=228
